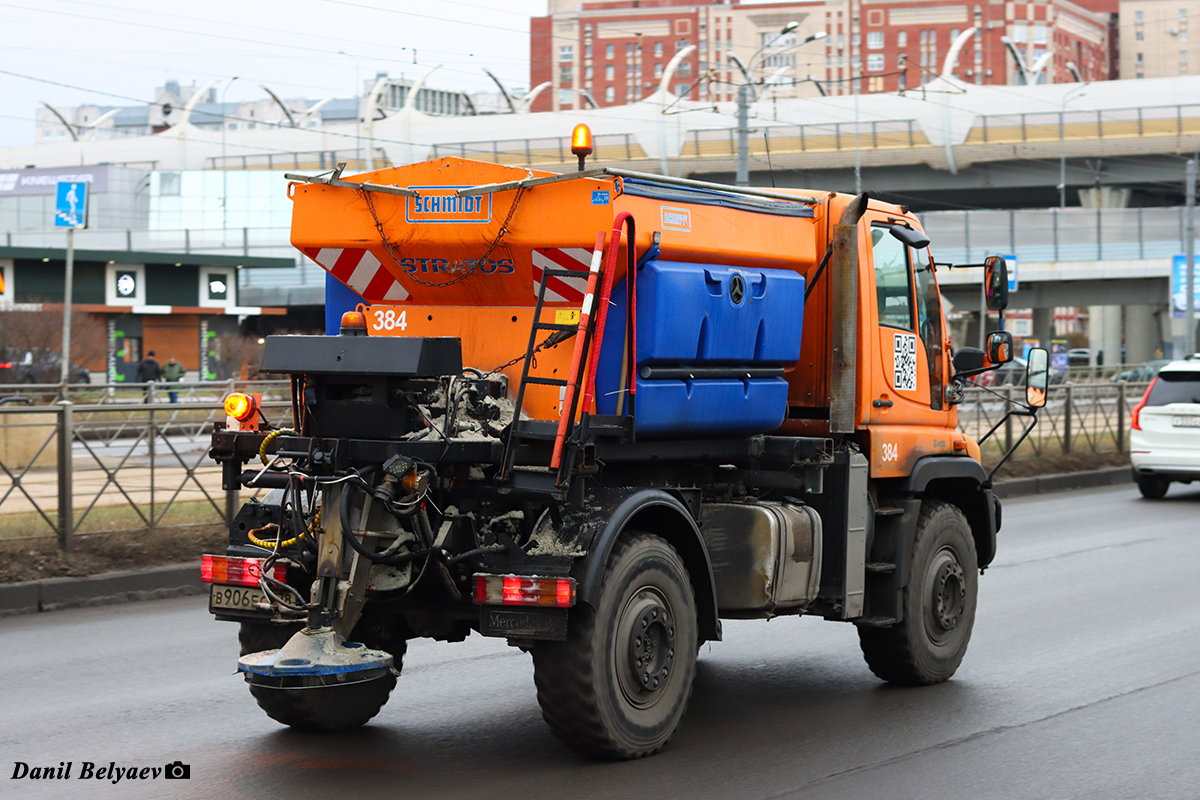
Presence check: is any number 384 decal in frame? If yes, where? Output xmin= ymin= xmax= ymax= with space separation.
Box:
xmin=371 ymin=308 xmax=407 ymax=332
xmin=881 ymin=442 xmax=899 ymax=462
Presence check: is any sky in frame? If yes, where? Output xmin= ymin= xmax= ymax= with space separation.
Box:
xmin=0 ymin=0 xmax=551 ymax=146
xmin=0 ymin=0 xmax=794 ymax=148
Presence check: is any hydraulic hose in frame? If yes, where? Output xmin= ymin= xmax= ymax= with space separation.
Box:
xmin=246 ymin=506 xmax=320 ymax=550
xmin=258 ymin=428 xmax=298 ymax=465
xmin=337 ymin=477 xmax=423 ymax=563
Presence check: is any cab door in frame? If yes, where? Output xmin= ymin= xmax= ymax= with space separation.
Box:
xmin=865 ymin=219 xmax=955 ymax=476
xmin=869 ymin=223 xmax=928 ymax=410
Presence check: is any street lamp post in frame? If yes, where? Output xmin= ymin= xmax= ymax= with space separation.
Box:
xmin=221 ymin=76 xmax=238 ymax=243
xmin=735 ymin=26 xmax=826 ymax=187
xmin=1059 ymin=84 xmax=1088 ymax=208
xmin=339 ymin=51 xmax=362 ymax=168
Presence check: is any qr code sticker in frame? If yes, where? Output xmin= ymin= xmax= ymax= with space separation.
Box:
xmin=893 ymin=333 xmax=918 ymax=392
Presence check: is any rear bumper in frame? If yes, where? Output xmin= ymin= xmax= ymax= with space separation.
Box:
xmin=1131 ymin=465 xmax=1200 ymax=483
xmin=1129 ymin=446 xmax=1200 ymax=475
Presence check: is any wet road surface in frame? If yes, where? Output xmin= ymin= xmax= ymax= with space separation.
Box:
xmin=2 ymin=484 xmax=1198 ymax=799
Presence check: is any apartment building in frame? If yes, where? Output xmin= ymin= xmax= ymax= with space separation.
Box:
xmin=530 ymin=0 xmax=1113 ymax=110
xmin=1119 ymin=0 xmax=1200 ymax=77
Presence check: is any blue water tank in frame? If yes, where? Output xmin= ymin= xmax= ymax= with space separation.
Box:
xmin=595 ymin=261 xmax=804 ymax=437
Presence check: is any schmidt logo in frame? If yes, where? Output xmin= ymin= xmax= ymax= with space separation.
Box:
xmin=0 ymin=174 xmax=18 ymax=192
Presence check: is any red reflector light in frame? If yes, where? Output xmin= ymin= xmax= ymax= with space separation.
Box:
xmin=1131 ymin=377 xmax=1156 ymax=431
xmin=201 ymin=554 xmax=286 ymax=587
xmin=473 ymin=574 xmax=576 ymax=608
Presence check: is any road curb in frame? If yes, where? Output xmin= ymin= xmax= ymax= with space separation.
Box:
xmin=993 ymin=466 xmax=1132 ymax=498
xmin=0 ymin=564 xmax=203 ymax=618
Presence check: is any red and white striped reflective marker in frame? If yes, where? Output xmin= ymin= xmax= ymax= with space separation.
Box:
xmin=303 ymin=247 xmax=410 ymax=302
xmin=531 ymin=247 xmax=593 ymax=303
xmin=551 ymin=232 xmax=608 ymax=470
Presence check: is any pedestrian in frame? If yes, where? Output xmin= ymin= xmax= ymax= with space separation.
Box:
xmin=162 ymin=355 xmax=185 ymax=403
xmin=135 ymin=350 xmax=161 ymax=403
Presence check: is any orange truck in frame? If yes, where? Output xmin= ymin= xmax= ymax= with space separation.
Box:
xmin=205 ymin=128 xmax=1046 ymax=758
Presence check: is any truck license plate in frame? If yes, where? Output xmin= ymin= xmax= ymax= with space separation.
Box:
xmin=210 ymin=584 xmax=268 ymax=611
xmin=1172 ymin=416 xmax=1200 ymax=427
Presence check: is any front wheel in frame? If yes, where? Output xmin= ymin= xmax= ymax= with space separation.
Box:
xmin=1136 ymin=476 xmax=1170 ymax=499
xmin=532 ymin=533 xmax=698 ymax=759
xmin=858 ymin=500 xmax=978 ymax=685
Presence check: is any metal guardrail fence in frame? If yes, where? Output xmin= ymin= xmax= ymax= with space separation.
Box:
xmin=957 ymin=381 xmax=1144 ymax=460
xmin=1 ymin=379 xmax=1138 ymax=549
xmin=0 ymin=380 xmax=291 ymax=406
xmin=0 ymin=381 xmax=291 ymax=549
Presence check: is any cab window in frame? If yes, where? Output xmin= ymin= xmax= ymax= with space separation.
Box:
xmin=871 ymin=227 xmax=913 ymax=329
xmin=913 ymin=247 xmax=944 ymax=410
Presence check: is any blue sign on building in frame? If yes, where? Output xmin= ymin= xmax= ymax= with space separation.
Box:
xmin=1171 ymin=255 xmax=1200 ymax=318
xmin=54 ymin=181 xmax=88 ymax=227
xmin=996 ymin=253 xmax=1018 ymax=292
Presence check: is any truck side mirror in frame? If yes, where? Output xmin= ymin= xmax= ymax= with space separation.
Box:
xmin=952 ymin=347 xmax=986 ymax=375
xmin=984 ymin=256 xmax=1009 ymax=310
xmin=1026 ymin=347 xmax=1049 ymax=408
xmin=889 ymin=224 xmax=930 ymax=250
xmin=987 ymin=330 xmax=1014 ymax=365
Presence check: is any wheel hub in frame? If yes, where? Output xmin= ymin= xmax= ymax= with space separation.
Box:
xmin=617 ymin=589 xmax=677 ymax=705
xmin=629 ymin=602 xmax=675 ymax=691
xmin=932 ymin=559 xmax=966 ymax=631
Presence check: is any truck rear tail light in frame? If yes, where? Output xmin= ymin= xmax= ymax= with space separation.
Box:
xmin=1131 ymin=377 xmax=1157 ymax=430
xmin=201 ymin=554 xmax=286 ymax=587
xmin=473 ymin=574 xmax=576 ymax=608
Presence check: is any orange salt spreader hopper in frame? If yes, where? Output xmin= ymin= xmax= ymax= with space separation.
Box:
xmin=287 ymin=145 xmax=823 ymax=420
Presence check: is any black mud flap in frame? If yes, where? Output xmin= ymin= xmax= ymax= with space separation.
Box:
xmin=479 ymin=606 xmax=569 ymax=641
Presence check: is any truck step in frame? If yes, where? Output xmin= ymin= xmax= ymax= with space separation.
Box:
xmin=874 ymin=506 xmax=905 ymax=516
xmin=856 ymin=616 xmax=899 ymax=628
xmin=865 ymin=561 xmax=896 ymax=573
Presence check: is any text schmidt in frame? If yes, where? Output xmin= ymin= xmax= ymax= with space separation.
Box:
xmin=11 ymin=760 xmax=191 ymax=784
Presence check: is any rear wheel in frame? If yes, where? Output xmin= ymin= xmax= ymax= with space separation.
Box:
xmin=532 ymin=533 xmax=698 ymax=759
xmin=1136 ymin=476 xmax=1170 ymax=499
xmin=858 ymin=500 xmax=978 ymax=685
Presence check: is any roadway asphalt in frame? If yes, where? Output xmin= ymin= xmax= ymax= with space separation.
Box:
xmin=1 ymin=484 xmax=1198 ymax=799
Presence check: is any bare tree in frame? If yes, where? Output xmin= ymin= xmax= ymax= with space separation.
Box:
xmin=0 ymin=306 xmax=106 ymax=378
xmin=209 ymin=335 xmax=266 ymax=380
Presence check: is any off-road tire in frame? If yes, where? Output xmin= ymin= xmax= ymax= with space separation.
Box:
xmin=1136 ymin=476 xmax=1170 ymax=499
xmin=238 ymin=622 xmax=304 ymax=657
xmin=248 ymin=673 xmax=396 ymax=731
xmin=531 ymin=533 xmax=698 ymax=759
xmin=858 ymin=500 xmax=978 ymax=685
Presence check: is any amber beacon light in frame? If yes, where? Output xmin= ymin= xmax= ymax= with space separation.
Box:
xmin=224 ymin=392 xmax=256 ymax=421
xmin=570 ymin=124 xmax=594 ymax=171
xmin=340 ymin=310 xmax=368 ymax=336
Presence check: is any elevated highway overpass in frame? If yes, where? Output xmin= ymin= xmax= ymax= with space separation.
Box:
xmin=5 ymin=76 xmax=1200 ymax=209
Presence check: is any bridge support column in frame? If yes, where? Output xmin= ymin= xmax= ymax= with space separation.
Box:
xmin=1033 ymin=307 xmax=1053 ymax=351
xmin=1124 ymin=304 xmax=1160 ymax=364
xmin=1090 ymin=305 xmax=1124 ymax=366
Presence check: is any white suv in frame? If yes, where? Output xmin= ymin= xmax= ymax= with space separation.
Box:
xmin=1131 ymin=359 xmax=1200 ymax=498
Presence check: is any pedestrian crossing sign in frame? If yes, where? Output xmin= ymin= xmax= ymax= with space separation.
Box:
xmin=54 ymin=181 xmax=88 ymax=227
